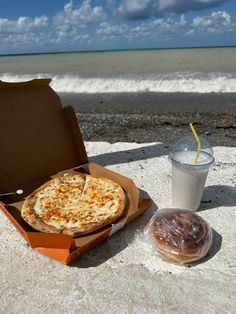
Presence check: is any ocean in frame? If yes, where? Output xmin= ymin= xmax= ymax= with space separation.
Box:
xmin=1 ymin=46 xmax=236 ymax=94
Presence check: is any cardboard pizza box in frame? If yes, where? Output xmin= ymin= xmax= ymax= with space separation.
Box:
xmin=0 ymin=79 xmax=152 ymax=265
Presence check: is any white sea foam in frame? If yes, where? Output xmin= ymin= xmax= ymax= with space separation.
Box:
xmin=1 ymin=72 xmax=236 ymax=93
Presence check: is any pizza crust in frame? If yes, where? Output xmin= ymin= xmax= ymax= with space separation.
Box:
xmin=21 ymin=173 xmax=126 ymax=237
xmin=22 ymin=189 xmax=63 ymax=234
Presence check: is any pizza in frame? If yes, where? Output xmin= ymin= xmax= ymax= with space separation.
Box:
xmin=21 ymin=173 xmax=126 ymax=237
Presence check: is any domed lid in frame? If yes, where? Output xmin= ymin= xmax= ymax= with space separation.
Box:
xmin=169 ymin=136 xmax=214 ymax=169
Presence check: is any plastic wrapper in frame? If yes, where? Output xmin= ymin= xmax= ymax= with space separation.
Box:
xmin=145 ymin=208 xmax=213 ymax=265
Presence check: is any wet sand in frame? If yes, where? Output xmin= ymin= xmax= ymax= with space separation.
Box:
xmin=60 ymin=92 xmax=236 ymax=146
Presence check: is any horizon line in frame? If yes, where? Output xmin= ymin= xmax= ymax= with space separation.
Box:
xmin=1 ymin=44 xmax=236 ymax=57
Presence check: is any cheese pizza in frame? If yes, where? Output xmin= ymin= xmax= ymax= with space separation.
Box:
xmin=21 ymin=174 xmax=126 ymax=237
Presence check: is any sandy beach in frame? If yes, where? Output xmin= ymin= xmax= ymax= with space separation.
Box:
xmin=60 ymin=92 xmax=236 ymax=146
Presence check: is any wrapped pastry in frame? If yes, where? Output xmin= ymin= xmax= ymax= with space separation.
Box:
xmin=146 ymin=209 xmax=213 ymax=265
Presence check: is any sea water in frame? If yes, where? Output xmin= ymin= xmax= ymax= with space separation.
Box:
xmin=1 ymin=46 xmax=236 ymax=94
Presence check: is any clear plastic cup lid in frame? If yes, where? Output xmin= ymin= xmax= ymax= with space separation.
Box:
xmin=169 ymin=135 xmax=215 ymax=169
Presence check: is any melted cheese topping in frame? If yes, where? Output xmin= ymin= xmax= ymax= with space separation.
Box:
xmin=33 ymin=175 xmax=122 ymax=229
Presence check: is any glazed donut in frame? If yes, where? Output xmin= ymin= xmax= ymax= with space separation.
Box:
xmin=151 ymin=209 xmax=213 ymax=264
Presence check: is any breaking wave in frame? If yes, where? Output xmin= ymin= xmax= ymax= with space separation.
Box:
xmin=1 ymin=72 xmax=236 ymax=93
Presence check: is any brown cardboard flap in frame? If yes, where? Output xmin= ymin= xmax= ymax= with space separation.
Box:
xmin=0 ymin=162 xmax=148 ymax=264
xmin=26 ymin=233 xmax=75 ymax=249
xmin=0 ymin=79 xmax=152 ymax=265
xmin=0 ymin=196 xmax=153 ymax=264
xmin=35 ymin=247 xmax=72 ymax=264
xmin=0 ymin=79 xmax=88 ymax=191
xmin=0 ymin=201 xmax=75 ymax=250
xmin=0 ymin=79 xmax=51 ymax=89
xmin=63 ymin=106 xmax=88 ymax=166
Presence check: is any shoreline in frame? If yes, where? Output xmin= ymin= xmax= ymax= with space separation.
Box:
xmin=60 ymin=91 xmax=236 ymax=113
xmin=60 ymin=92 xmax=236 ymax=146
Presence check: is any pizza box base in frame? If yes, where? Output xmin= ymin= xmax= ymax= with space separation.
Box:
xmin=0 ymin=79 xmax=152 ymax=265
xmin=0 ymin=163 xmax=152 ymax=264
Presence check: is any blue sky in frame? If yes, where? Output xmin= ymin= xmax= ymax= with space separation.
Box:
xmin=0 ymin=0 xmax=236 ymax=54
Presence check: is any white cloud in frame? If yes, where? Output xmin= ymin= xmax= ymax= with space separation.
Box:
xmin=116 ymin=0 xmax=228 ymax=20
xmin=0 ymin=15 xmax=50 ymax=51
xmin=49 ymin=0 xmax=107 ymax=46
xmin=0 ymin=0 xmax=235 ymax=53
xmin=53 ymin=0 xmax=106 ymax=29
xmin=129 ymin=14 xmax=187 ymax=41
xmin=0 ymin=15 xmax=48 ymax=33
xmin=116 ymin=0 xmax=153 ymax=20
xmin=95 ymin=14 xmax=188 ymax=44
xmin=0 ymin=1 xmax=107 ymax=51
xmin=96 ymin=22 xmax=128 ymax=39
xmin=190 ymin=11 xmax=235 ymax=34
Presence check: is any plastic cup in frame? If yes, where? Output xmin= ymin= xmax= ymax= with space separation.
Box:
xmin=169 ymin=136 xmax=215 ymax=211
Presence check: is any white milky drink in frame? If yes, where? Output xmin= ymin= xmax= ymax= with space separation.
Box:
xmin=170 ymin=148 xmax=214 ymax=211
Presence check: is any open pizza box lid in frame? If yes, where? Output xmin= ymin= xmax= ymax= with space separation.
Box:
xmin=0 ymin=79 xmax=152 ymax=264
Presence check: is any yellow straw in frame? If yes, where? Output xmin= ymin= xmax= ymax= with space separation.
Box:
xmin=189 ymin=123 xmax=201 ymax=165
